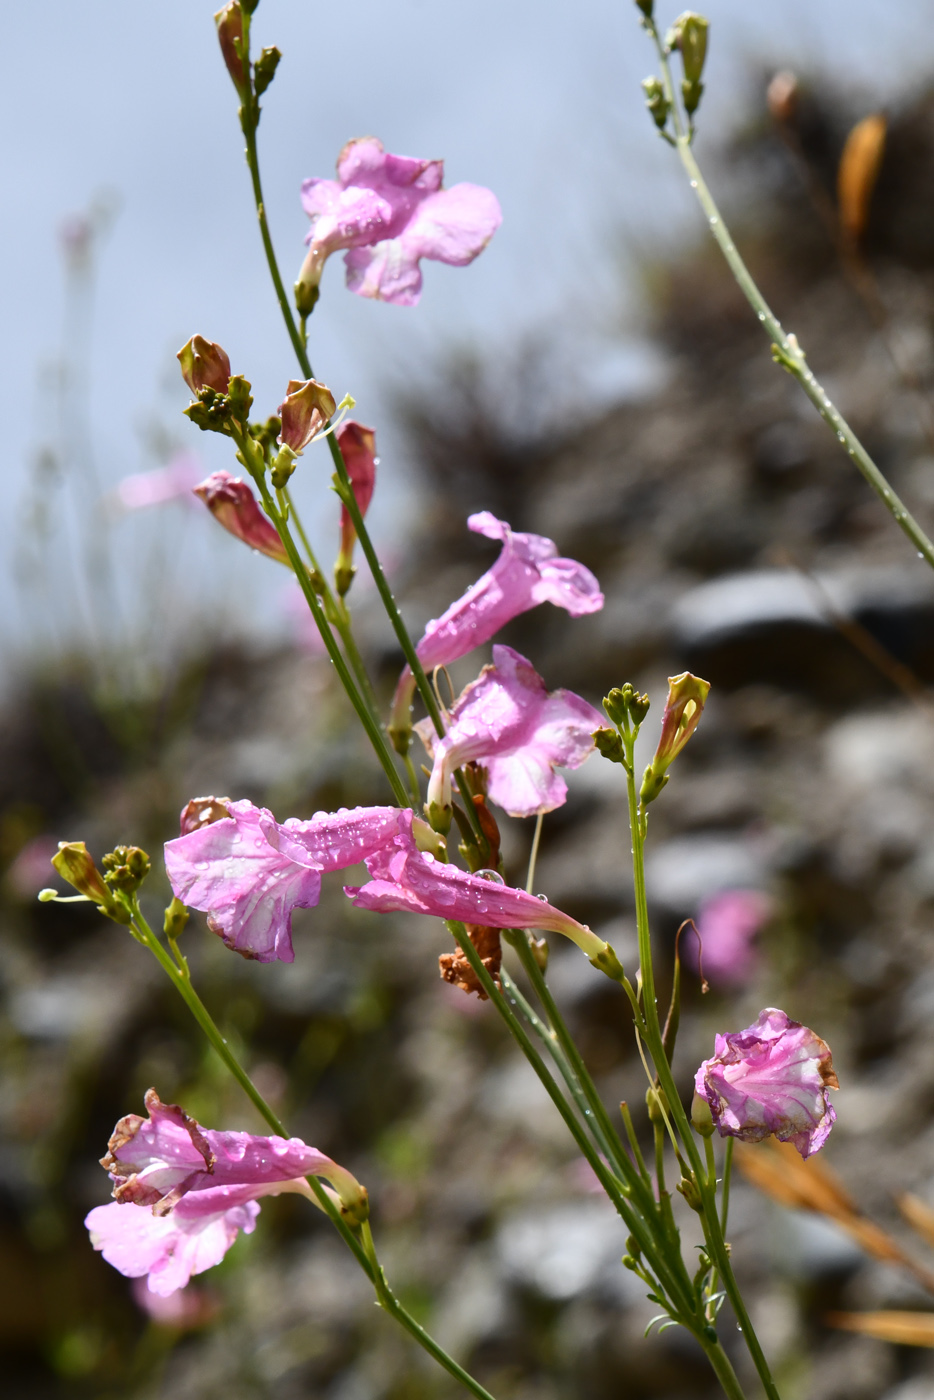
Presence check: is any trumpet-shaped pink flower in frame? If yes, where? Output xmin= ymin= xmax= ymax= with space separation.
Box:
xmin=694 ymin=1008 xmax=839 ymax=1159
xmin=299 ymin=137 xmax=501 ymax=306
xmin=86 ymin=1089 xmax=365 ymax=1295
xmin=344 ymin=810 xmax=610 ymax=961
xmin=193 ymin=471 xmax=288 ymax=565
xmin=337 ymin=421 xmax=376 ymax=541
xmin=392 ymin=514 xmax=603 ymax=735
xmin=164 ymin=799 xmax=405 ymax=962
xmin=416 ymin=645 xmax=603 ymax=819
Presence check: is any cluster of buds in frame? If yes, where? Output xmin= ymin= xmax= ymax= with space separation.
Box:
xmin=178 ymin=336 xmax=253 ymax=435
xmin=101 ymin=845 xmax=152 ymax=895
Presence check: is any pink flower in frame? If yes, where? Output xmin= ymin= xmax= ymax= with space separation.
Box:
xmin=693 ymin=889 xmax=772 ymax=984
xmin=391 ymin=513 xmax=603 ymax=741
xmin=298 ymin=137 xmax=501 ymax=307
xmin=344 ymin=810 xmax=612 ymax=962
xmin=164 ymin=799 xmax=405 ymax=962
xmin=113 ymin=452 xmax=204 ymax=511
xmin=86 ymin=1089 xmax=365 ymax=1296
xmin=337 ymin=420 xmax=376 ymax=547
xmin=193 ymin=471 xmax=288 ymax=565
xmin=694 ymin=1008 xmax=839 ymax=1159
xmin=416 ymin=645 xmax=603 ymax=821
xmin=277 ymin=378 xmax=337 ymax=454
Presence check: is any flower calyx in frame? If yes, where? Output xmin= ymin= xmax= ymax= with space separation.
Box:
xmin=667 ymin=11 xmax=709 ymax=117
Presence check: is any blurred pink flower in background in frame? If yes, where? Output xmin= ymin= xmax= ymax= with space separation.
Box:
xmin=694 ymin=1007 xmax=839 ymax=1159
xmin=298 ymin=136 xmax=502 ymax=306
xmin=692 ymin=888 xmax=772 ymax=984
xmin=112 ymin=452 xmax=204 ymax=511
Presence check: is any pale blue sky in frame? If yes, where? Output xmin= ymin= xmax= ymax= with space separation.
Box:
xmin=2 ymin=0 xmax=930 ymax=659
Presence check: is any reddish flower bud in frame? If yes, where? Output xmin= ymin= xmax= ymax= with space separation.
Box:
xmin=193 ymin=471 xmax=288 ymax=565
xmin=177 ymin=336 xmax=231 ymax=395
xmin=277 ymin=379 xmax=337 ymax=454
xmin=214 ymin=3 xmax=248 ymax=92
xmin=335 ymin=420 xmax=376 ymax=594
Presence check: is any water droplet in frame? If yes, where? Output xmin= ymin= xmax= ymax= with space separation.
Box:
xmin=475 ymin=868 xmax=505 ymax=885
xmin=536 ymin=892 xmax=549 ymax=902
xmin=689 ymin=179 xmax=698 ymax=189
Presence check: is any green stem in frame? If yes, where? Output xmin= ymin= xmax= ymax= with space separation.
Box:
xmin=645 ymin=19 xmax=934 ymax=573
xmin=231 ymin=426 xmax=409 ymax=807
xmin=623 ymin=750 xmax=779 ymax=1400
xmin=449 ymin=920 xmax=696 ymax=1321
xmin=241 ymin=117 xmax=310 ymax=377
xmin=700 ymin=1339 xmax=749 ymax=1400
xmin=721 ymin=1138 xmax=734 ymax=1234
xmin=284 ymin=486 xmax=381 ymax=720
xmin=359 ymin=1224 xmax=498 ymax=1400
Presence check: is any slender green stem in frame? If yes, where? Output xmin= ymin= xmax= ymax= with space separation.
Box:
xmin=700 ymin=1339 xmax=749 ymax=1400
xmin=525 ymin=813 xmax=544 ymax=893
xmin=359 ymin=1224 xmax=498 ymax=1400
xmin=721 ymin=1138 xmax=734 ymax=1234
xmin=231 ymin=425 xmax=409 ymax=806
xmin=620 ymin=1101 xmax=653 ymax=1188
xmin=623 ymin=750 xmax=779 ymax=1400
xmin=449 ymin=920 xmax=697 ymax=1321
xmin=644 ymin=19 xmax=934 ymax=573
xmin=284 ymin=485 xmax=381 ymax=720
xmin=705 ymin=1134 xmax=718 ymax=1192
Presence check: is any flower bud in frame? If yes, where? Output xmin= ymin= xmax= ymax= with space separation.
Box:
xmin=677 ymin=1175 xmax=703 ymax=1211
xmin=177 ymin=336 xmax=231 ymax=395
xmin=194 ymin=471 xmax=288 ymax=565
xmin=603 ymin=684 xmax=650 ymax=729
xmin=593 ymin=726 xmax=625 ymax=765
xmin=294 ymin=246 xmax=324 ymax=317
xmin=51 ymin=842 xmax=131 ymax=924
xmin=640 ymin=672 xmax=710 ymax=806
xmin=641 ymin=76 xmax=670 ymax=132
xmin=335 ymin=421 xmax=377 ymax=595
xmin=277 ymin=379 xmax=337 ymax=454
xmin=253 ymin=45 xmax=281 ymax=97
xmin=634 ymin=0 xmax=654 ymax=16
xmin=691 ymin=1091 xmax=715 ymax=1137
xmin=214 ymin=2 xmax=248 ymax=92
xmin=671 ymin=11 xmax=708 ymax=86
xmin=164 ymin=896 xmax=190 ymax=940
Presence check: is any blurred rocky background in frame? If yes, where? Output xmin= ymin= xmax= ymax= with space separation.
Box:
xmin=7 ymin=69 xmax=934 ymax=1400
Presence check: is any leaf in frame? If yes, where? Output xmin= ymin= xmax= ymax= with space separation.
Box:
xmin=826 ymin=1311 xmax=934 ymax=1348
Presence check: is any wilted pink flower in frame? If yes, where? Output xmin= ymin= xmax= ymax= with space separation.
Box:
xmin=113 ymin=453 xmax=204 ymax=511
xmin=337 ymin=418 xmax=376 ymax=542
xmin=344 ymin=810 xmax=611 ymax=961
xmin=694 ymin=1008 xmax=839 ymax=1159
xmin=277 ymin=378 xmax=337 ymax=454
xmin=392 ymin=513 xmax=603 ymax=738
xmin=193 ymin=470 xmax=288 ymax=565
xmin=297 ymin=137 xmax=501 ymax=307
xmin=164 ymin=799 xmax=405 ymax=962
xmin=86 ymin=1088 xmax=365 ymax=1295
xmin=416 ymin=645 xmax=603 ymax=821
xmin=693 ymin=889 xmax=772 ymax=984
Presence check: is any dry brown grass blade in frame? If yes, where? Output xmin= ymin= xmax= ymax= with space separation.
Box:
xmin=899 ymin=1194 xmax=934 ymax=1250
xmin=826 ymin=1311 xmax=934 ymax=1347
xmin=838 ymin=113 xmax=887 ymax=246
xmin=735 ymin=1141 xmax=934 ymax=1293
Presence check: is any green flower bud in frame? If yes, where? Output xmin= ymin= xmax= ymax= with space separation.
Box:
xmin=51 ymin=842 xmax=131 ymax=924
xmin=102 ymin=845 xmax=152 ymax=894
xmin=593 ymin=726 xmax=625 ymax=764
xmin=677 ymin=1174 xmax=703 ymax=1211
xmin=253 ymin=45 xmax=281 ymax=98
xmin=673 ymin=12 xmax=708 ymax=87
xmin=641 ymin=76 xmax=670 ymax=131
xmin=164 ymin=897 xmax=190 ymax=940
xmin=691 ymin=1091 xmax=715 ymax=1137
